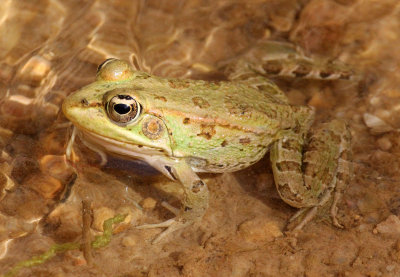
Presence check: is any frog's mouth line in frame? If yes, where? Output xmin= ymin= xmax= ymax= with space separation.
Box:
xmin=75 ymin=127 xmax=169 ymax=160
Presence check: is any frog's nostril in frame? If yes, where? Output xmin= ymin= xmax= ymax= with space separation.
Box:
xmin=80 ymin=98 xmax=89 ymax=106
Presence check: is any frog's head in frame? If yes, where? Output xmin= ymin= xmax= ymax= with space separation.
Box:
xmin=62 ymin=59 xmax=173 ymax=159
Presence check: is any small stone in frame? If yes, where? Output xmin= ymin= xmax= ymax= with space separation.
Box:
xmin=363 ymin=113 xmax=393 ymax=134
xmin=376 ymin=137 xmax=392 ymax=151
xmin=20 ymin=55 xmax=51 ymax=82
xmin=307 ymin=91 xmax=334 ymax=109
xmin=11 ymin=156 xmax=40 ymax=184
xmin=25 ymin=173 xmax=63 ymax=199
xmin=353 ymin=214 xmax=361 ymax=221
xmin=121 ymin=234 xmax=138 ymax=247
xmin=374 ymin=215 xmax=400 ymax=236
xmin=140 ymin=197 xmax=157 ymax=210
xmin=92 ymin=207 xmax=115 ymax=232
xmin=120 ymin=206 xmax=142 ymax=223
xmin=113 ymin=206 xmax=142 ymax=233
xmin=329 ymin=242 xmax=358 ymax=266
xmin=357 ymin=223 xmax=369 ymax=232
xmin=0 ymin=172 xmax=14 ymax=200
xmin=386 ymin=265 xmax=395 ymax=272
xmin=238 ymin=217 xmax=283 ymax=243
xmin=64 ymin=250 xmax=86 ymax=267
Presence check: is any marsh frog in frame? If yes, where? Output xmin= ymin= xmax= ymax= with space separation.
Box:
xmin=62 ymin=48 xmax=352 ymax=243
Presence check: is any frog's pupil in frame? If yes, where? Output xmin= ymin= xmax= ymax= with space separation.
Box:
xmin=114 ymin=103 xmax=131 ymax=114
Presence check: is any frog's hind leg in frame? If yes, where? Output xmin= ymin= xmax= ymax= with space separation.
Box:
xmin=270 ymin=119 xmax=352 ymax=231
xmin=136 ymin=161 xmax=209 ymax=244
xmin=225 ymin=40 xmax=354 ymax=82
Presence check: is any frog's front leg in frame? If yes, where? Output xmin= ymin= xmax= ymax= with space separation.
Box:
xmin=270 ymin=119 xmax=352 ymax=230
xmin=136 ymin=161 xmax=209 ymax=244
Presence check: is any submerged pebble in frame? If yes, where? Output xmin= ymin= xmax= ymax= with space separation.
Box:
xmin=374 ymin=214 xmax=400 ymax=237
xmin=238 ymin=217 xmax=283 ymax=243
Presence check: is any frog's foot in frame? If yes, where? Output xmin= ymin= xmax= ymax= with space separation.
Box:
xmin=136 ymin=216 xmax=193 ymax=244
xmin=287 ymin=198 xmax=343 ymax=231
xmin=136 ymin=202 xmax=207 ymax=244
xmin=136 ymin=161 xmax=209 ymax=244
xmin=136 ymin=201 xmax=184 ymax=243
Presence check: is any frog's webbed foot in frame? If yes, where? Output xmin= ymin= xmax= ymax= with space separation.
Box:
xmin=287 ymin=190 xmax=346 ymax=231
xmin=271 ymin=119 xmax=352 ymax=231
xmin=136 ymin=161 xmax=209 ymax=244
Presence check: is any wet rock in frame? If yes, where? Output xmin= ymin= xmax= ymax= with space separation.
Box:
xmin=121 ymin=234 xmax=138 ymax=248
xmin=140 ymin=197 xmax=157 ymax=211
xmin=0 ymin=126 xmax=13 ymax=148
xmin=39 ymin=154 xmax=74 ymax=183
xmin=92 ymin=207 xmax=115 ymax=232
xmin=308 ymin=91 xmax=335 ymax=110
xmin=39 ymin=131 xmax=69 ymax=156
xmin=18 ymin=55 xmax=51 ymax=83
xmin=238 ymin=217 xmax=283 ymax=243
xmin=44 ymin=203 xmax=82 ymax=240
xmin=363 ymin=113 xmax=394 ymax=134
xmin=92 ymin=205 xmax=136 ymax=233
xmin=0 ymin=214 xmax=35 ymax=242
xmin=10 ymin=156 xmax=40 ymax=184
xmin=290 ymin=0 xmax=350 ymax=55
xmin=0 ymin=171 xmax=15 ymax=201
xmin=374 ymin=214 xmax=400 ymax=237
xmin=113 ymin=206 xmax=140 ymax=233
xmin=328 ymin=241 xmax=358 ymax=266
xmin=0 ymin=185 xmax=49 ymax=220
xmin=376 ymin=136 xmax=392 ymax=151
xmin=25 ymin=173 xmax=63 ymax=199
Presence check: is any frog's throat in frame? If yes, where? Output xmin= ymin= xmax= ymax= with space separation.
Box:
xmin=75 ymin=127 xmax=179 ymax=180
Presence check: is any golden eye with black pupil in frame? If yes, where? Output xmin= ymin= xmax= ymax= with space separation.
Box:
xmin=106 ymin=94 xmax=141 ymax=125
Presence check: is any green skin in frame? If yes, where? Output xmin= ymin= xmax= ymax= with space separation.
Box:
xmin=63 ymin=58 xmax=352 ymax=243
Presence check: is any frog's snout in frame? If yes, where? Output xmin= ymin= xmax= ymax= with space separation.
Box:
xmin=62 ymin=90 xmax=87 ymax=123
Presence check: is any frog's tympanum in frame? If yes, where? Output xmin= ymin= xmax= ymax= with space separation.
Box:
xmin=63 ymin=55 xmax=352 ymax=243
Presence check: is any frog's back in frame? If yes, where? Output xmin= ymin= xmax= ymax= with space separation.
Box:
xmin=142 ymin=76 xmax=294 ymax=133
xmin=137 ymin=76 xmax=299 ymax=172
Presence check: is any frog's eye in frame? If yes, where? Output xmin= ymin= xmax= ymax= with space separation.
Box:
xmin=96 ymin=58 xmax=117 ymax=73
xmin=106 ymin=94 xmax=141 ymax=125
xmin=96 ymin=59 xmax=135 ymax=81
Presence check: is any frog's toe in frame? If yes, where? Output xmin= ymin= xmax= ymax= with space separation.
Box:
xmin=287 ymin=206 xmax=318 ymax=231
xmin=136 ymin=217 xmax=191 ymax=244
xmin=161 ymin=201 xmax=180 ymax=216
xmin=287 ymin=197 xmax=345 ymax=231
xmin=136 ymin=218 xmax=175 ymax=229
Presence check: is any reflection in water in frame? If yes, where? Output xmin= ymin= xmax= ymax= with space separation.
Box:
xmin=0 ymin=0 xmax=400 ymax=276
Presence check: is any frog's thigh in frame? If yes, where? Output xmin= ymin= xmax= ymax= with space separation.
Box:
xmin=271 ymin=119 xmax=351 ymax=209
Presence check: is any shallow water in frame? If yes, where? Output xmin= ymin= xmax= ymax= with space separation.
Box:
xmin=1 ymin=0 xmax=400 ymax=276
